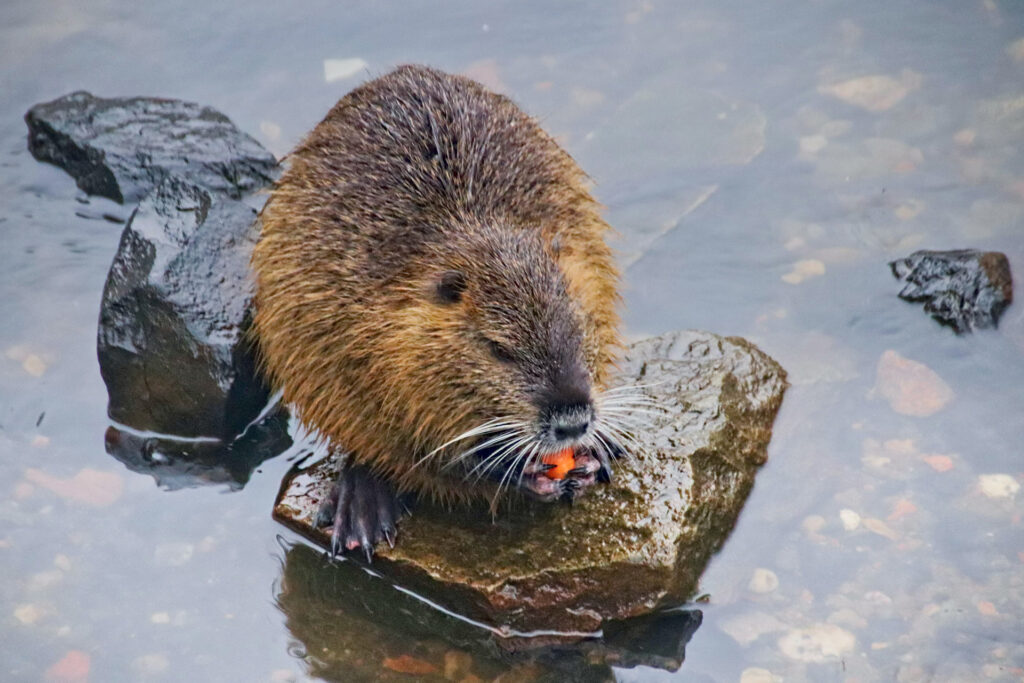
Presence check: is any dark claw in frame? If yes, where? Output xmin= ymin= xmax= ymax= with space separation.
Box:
xmin=314 ymin=463 xmax=405 ymax=561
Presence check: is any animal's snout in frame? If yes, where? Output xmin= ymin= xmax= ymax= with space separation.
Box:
xmin=549 ymin=402 xmax=593 ymax=441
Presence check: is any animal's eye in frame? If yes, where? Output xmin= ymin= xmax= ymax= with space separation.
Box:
xmin=484 ymin=337 xmax=517 ymax=364
xmin=435 ymin=270 xmax=466 ymax=304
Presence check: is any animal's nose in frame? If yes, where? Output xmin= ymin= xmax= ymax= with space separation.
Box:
xmin=550 ymin=404 xmax=592 ymax=441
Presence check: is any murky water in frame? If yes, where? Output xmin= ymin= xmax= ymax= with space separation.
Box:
xmin=2 ymin=0 xmax=1022 ymax=681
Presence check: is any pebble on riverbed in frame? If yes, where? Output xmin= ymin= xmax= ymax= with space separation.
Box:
xmin=874 ymin=350 xmax=953 ymax=417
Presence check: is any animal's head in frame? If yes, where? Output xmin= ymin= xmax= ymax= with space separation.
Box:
xmin=387 ymin=224 xmax=627 ymax=501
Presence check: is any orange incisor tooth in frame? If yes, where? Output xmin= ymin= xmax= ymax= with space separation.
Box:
xmin=542 ymin=447 xmax=576 ymax=480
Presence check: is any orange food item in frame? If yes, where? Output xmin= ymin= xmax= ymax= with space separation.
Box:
xmin=542 ymin=448 xmax=576 ymax=480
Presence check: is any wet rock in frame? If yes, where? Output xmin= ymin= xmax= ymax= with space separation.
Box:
xmin=25 ymin=91 xmax=278 ymax=203
xmin=97 ymin=177 xmax=270 ymax=439
xmin=275 ymin=330 xmax=787 ymax=637
xmin=890 ymin=249 xmax=1013 ymax=333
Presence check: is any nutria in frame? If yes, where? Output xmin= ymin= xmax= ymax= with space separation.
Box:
xmin=252 ymin=65 xmax=633 ymax=558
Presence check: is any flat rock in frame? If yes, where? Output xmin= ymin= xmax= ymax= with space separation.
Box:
xmin=25 ymin=91 xmax=278 ymax=203
xmin=890 ymin=249 xmax=1013 ymax=333
xmin=274 ymin=330 xmax=787 ymax=638
xmin=98 ymin=177 xmax=269 ymax=439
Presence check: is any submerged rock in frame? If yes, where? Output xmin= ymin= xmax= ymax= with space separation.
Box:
xmin=275 ymin=330 xmax=787 ymax=639
xmin=277 ymin=543 xmax=703 ymax=680
xmin=104 ymin=404 xmax=292 ymax=490
xmin=25 ymin=91 xmax=278 ymax=203
xmin=98 ymin=177 xmax=269 ymax=439
xmin=889 ymin=249 xmax=1013 ymax=333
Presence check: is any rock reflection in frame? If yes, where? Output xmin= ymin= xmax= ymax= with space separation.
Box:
xmin=103 ymin=404 xmax=292 ymax=490
xmin=276 ymin=543 xmax=702 ymax=682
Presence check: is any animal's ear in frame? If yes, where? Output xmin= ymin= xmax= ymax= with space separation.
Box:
xmin=435 ymin=270 xmax=467 ymax=304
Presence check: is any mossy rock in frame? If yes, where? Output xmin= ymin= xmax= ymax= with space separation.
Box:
xmin=274 ymin=330 xmax=786 ymax=639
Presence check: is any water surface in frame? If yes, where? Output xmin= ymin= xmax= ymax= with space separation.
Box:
xmin=1 ymin=1 xmax=1022 ymax=681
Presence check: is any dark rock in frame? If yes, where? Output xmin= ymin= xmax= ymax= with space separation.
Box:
xmin=104 ymin=404 xmax=292 ymax=490
xmin=25 ymin=91 xmax=278 ymax=203
xmin=98 ymin=177 xmax=269 ymax=439
xmin=276 ymin=542 xmax=703 ymax=680
xmin=274 ymin=330 xmax=787 ymax=639
xmin=890 ymin=249 xmax=1013 ymax=333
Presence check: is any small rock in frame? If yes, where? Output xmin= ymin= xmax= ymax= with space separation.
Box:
xmin=13 ymin=482 xmax=33 ymax=500
xmin=890 ymin=249 xmax=1013 ymax=333
xmin=978 ymin=474 xmax=1020 ymax=499
xmin=53 ymin=554 xmax=72 ymax=572
xmin=153 ymin=542 xmax=194 ymax=567
xmin=781 ymin=259 xmax=826 ymax=284
xmin=45 ymin=650 xmax=90 ymax=682
xmin=740 ymin=667 xmax=780 ymax=683
xmin=748 ymin=568 xmax=779 ymax=594
xmin=819 ymin=72 xmax=918 ymax=112
xmin=259 ymin=121 xmax=282 ymax=141
xmin=444 ymin=650 xmax=474 ymax=681
xmin=97 ymin=177 xmax=270 ymax=438
xmin=22 ymin=354 xmax=48 ymax=377
xmin=875 ymin=350 xmax=954 ymax=417
xmin=888 ymin=499 xmax=917 ymax=521
xmin=382 ymin=655 xmax=439 ymax=676
xmin=839 ymin=508 xmax=861 ymax=531
xmin=799 ymin=134 xmax=828 ymax=154
xmin=27 ymin=570 xmax=64 ymax=591
xmin=14 ymin=604 xmax=45 ymax=624
xmin=802 ymin=515 xmax=826 ymax=535
xmin=894 ymin=199 xmax=925 ymax=221
xmin=719 ymin=611 xmax=787 ymax=646
xmin=131 ymin=653 xmax=169 ymax=677
xmin=323 ymin=58 xmax=368 ymax=83
xmin=25 ymin=91 xmax=278 ymax=203
xmin=953 ymin=128 xmax=976 ymax=146
xmin=862 ymin=518 xmax=899 ymax=541
xmin=921 ymin=454 xmax=955 ymax=472
xmin=977 ymin=601 xmax=998 ymax=616
xmin=24 ymin=468 xmax=123 ymax=507
xmin=1007 ymin=37 xmax=1024 ymax=63
xmin=778 ymin=624 xmax=856 ymax=662
xmin=150 ymin=612 xmax=170 ymax=624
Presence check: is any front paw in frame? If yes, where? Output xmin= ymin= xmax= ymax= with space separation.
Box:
xmin=520 ymin=450 xmax=604 ymax=502
xmin=314 ymin=464 xmax=404 ymax=562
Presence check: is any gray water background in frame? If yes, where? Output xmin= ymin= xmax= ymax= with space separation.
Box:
xmin=1 ymin=0 xmax=1022 ymax=680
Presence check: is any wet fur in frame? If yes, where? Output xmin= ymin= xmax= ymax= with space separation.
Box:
xmin=252 ymin=65 xmax=621 ymax=505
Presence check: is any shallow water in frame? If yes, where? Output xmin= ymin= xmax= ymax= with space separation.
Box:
xmin=1 ymin=0 xmax=1022 ymax=681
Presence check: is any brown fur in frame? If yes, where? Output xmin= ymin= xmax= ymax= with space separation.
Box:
xmin=252 ymin=65 xmax=621 ymax=504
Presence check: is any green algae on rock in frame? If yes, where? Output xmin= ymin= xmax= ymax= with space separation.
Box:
xmin=274 ymin=330 xmax=786 ymax=637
